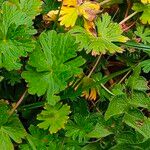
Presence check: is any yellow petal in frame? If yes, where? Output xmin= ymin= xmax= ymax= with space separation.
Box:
xmin=82 ymin=90 xmax=90 ymax=99
xmin=84 ymin=19 xmax=97 ymax=36
xmin=82 ymin=88 xmax=97 ymax=101
xmin=89 ymin=88 xmax=97 ymax=101
xmin=58 ymin=0 xmax=77 ymax=6
xmin=141 ymin=0 xmax=150 ymax=4
xmin=79 ymin=1 xmax=100 ymax=21
xmin=62 ymin=0 xmax=77 ymax=6
xmin=43 ymin=10 xmax=59 ymax=23
xmin=59 ymin=6 xmax=78 ymax=27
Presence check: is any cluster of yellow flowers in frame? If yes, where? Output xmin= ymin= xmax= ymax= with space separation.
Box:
xmin=44 ymin=0 xmax=100 ymax=35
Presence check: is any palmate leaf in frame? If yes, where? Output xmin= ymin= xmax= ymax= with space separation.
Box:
xmin=22 ymin=30 xmax=85 ymax=105
xmin=42 ymin=0 xmax=60 ymax=14
xmin=70 ymin=13 xmax=128 ymax=55
xmin=0 ymin=1 xmax=36 ymax=70
xmin=37 ymin=103 xmax=70 ymax=134
xmin=0 ymin=100 xmax=26 ymax=150
xmin=132 ymin=3 xmax=150 ymax=24
xmin=19 ymin=125 xmax=55 ymax=150
xmin=20 ymin=125 xmax=82 ymax=150
xmin=65 ymin=113 xmax=98 ymax=143
xmin=9 ymin=0 xmax=43 ymax=19
xmin=135 ymin=25 xmax=150 ymax=44
xmin=140 ymin=59 xmax=150 ymax=73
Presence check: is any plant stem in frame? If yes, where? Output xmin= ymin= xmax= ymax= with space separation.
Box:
xmin=125 ymin=0 xmax=131 ymax=18
xmin=100 ymin=83 xmax=115 ymax=95
xmin=88 ymin=54 xmax=102 ymax=78
xmin=91 ymin=101 xmax=101 ymax=113
xmin=9 ymin=90 xmax=27 ymax=116
xmin=118 ymin=70 xmax=131 ymax=84
xmin=99 ymin=0 xmax=111 ymax=5
xmin=53 ymin=0 xmax=63 ymax=30
xmin=119 ymin=11 xmax=138 ymax=25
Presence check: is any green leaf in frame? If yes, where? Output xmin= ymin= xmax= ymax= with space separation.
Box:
xmin=0 ymin=100 xmax=9 ymax=126
xmin=0 ymin=132 xmax=14 ymax=150
xmin=87 ymin=122 xmax=112 ymax=138
xmin=82 ymin=143 xmax=102 ymax=150
xmin=0 ymin=101 xmax=26 ymax=150
xmin=37 ymin=103 xmax=70 ymax=134
xmin=65 ymin=113 xmax=98 ymax=143
xmin=140 ymin=59 xmax=150 ymax=73
xmin=2 ymin=70 xmax=21 ymax=85
xmin=132 ymin=3 xmax=150 ymax=24
xmin=135 ymin=25 xmax=150 ymax=44
xmin=10 ymin=0 xmax=43 ymax=19
xmin=0 ymin=1 xmax=36 ymax=70
xmin=20 ymin=125 xmax=54 ymax=150
xmin=126 ymin=68 xmax=149 ymax=91
xmin=70 ymin=13 xmax=128 ymax=55
xmin=105 ymin=95 xmax=128 ymax=120
xmin=123 ymin=109 xmax=150 ymax=139
xmin=0 ymin=0 xmax=5 ymax=7
xmin=22 ymin=30 xmax=85 ymax=105
xmin=42 ymin=0 xmax=60 ymax=14
xmin=116 ymin=131 xmax=145 ymax=145
xmin=111 ymin=84 xmax=125 ymax=95
xmin=129 ymin=92 xmax=150 ymax=110
xmin=110 ymin=144 xmax=142 ymax=150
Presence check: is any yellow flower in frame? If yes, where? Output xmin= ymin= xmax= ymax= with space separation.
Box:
xmin=59 ymin=0 xmax=100 ymax=27
xmin=79 ymin=2 xmax=100 ymax=21
xmin=82 ymin=88 xmax=97 ymax=101
xmin=59 ymin=7 xmax=78 ymax=27
xmin=61 ymin=0 xmax=77 ymax=6
xmin=141 ymin=0 xmax=150 ymax=4
xmin=43 ymin=10 xmax=59 ymax=24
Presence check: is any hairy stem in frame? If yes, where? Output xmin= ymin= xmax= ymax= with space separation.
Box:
xmin=53 ymin=0 xmax=63 ymax=30
xmin=119 ymin=11 xmax=138 ymax=25
xmin=88 ymin=54 xmax=102 ymax=78
xmin=125 ymin=0 xmax=131 ymax=18
xmin=9 ymin=90 xmax=27 ymax=116
xmin=99 ymin=0 xmax=111 ymax=5
xmin=118 ymin=70 xmax=131 ymax=84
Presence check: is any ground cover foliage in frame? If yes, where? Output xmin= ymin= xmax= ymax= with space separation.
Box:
xmin=0 ymin=0 xmax=150 ymax=149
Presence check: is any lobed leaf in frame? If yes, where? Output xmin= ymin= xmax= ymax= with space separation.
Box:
xmin=37 ymin=103 xmax=70 ymax=134
xmin=0 ymin=1 xmax=36 ymax=70
xmin=0 ymin=100 xmax=26 ymax=150
xmin=22 ymin=30 xmax=85 ymax=105
xmin=132 ymin=3 xmax=150 ymax=24
xmin=70 ymin=13 xmax=128 ymax=55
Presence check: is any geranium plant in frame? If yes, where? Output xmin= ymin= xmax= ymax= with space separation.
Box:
xmin=0 ymin=0 xmax=150 ymax=149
